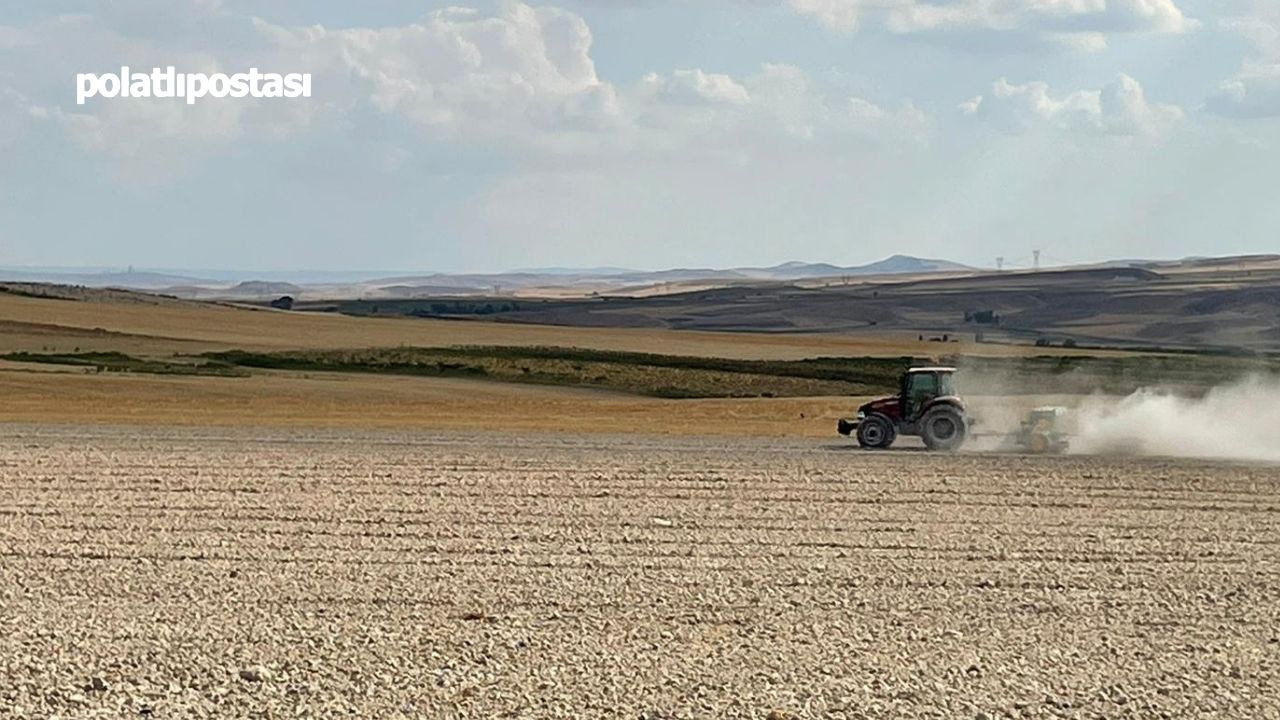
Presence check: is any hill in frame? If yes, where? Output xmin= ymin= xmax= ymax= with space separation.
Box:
xmin=294 ymin=259 xmax=1280 ymax=353
xmin=3 ymin=255 xmax=977 ymax=300
xmin=6 ymin=254 xmax=1277 ymax=353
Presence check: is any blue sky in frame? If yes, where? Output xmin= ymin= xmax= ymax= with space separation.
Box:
xmin=0 ymin=0 xmax=1278 ymax=273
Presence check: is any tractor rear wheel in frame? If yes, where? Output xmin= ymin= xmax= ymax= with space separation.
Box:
xmin=857 ymin=415 xmax=896 ymax=450
xmin=921 ymin=406 xmax=967 ymax=452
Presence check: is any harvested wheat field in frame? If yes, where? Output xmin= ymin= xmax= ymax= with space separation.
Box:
xmin=2 ymin=425 xmax=1278 ymax=718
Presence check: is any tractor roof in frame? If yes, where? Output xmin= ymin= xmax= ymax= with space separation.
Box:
xmin=908 ymin=366 xmax=957 ymax=374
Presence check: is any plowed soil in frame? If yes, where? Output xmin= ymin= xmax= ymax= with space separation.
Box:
xmin=2 ymin=426 xmax=1277 ymax=718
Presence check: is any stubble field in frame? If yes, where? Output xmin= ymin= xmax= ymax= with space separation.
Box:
xmin=2 ymin=425 xmax=1278 ymax=719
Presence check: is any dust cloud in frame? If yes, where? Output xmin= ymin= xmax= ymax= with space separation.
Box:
xmin=1072 ymin=376 xmax=1280 ymax=463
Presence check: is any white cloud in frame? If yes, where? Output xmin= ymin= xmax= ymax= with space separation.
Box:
xmin=786 ymin=0 xmax=867 ymax=33
xmin=641 ymin=69 xmax=750 ymax=105
xmin=0 ymin=1 xmax=931 ymax=177
xmin=0 ymin=3 xmax=626 ymax=171
xmin=257 ymin=4 xmax=622 ymax=143
xmin=1208 ymin=9 xmax=1280 ymax=118
xmin=0 ymin=9 xmax=304 ymax=175
xmin=260 ymin=11 xmax=926 ymax=157
xmin=50 ymin=97 xmax=248 ymax=165
xmin=2 ymin=1 xmax=1275 ymax=273
xmin=1208 ymin=67 xmax=1280 ymax=118
xmin=629 ymin=63 xmax=929 ymax=156
xmin=964 ymin=74 xmax=1183 ymax=135
xmin=787 ymin=0 xmax=1198 ymax=49
xmin=467 ymin=61 xmax=935 ymax=266
xmin=740 ymin=63 xmax=929 ymax=144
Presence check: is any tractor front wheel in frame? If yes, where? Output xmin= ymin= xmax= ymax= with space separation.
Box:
xmin=921 ymin=406 xmax=967 ymax=452
xmin=857 ymin=415 xmax=897 ymax=450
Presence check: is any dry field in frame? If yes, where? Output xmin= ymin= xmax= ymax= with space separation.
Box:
xmin=0 ymin=285 xmax=1187 ymax=443
xmin=0 ymin=370 xmax=863 ymax=437
xmin=0 ymin=286 xmax=1133 ymax=440
xmin=2 ymin=426 xmax=1277 ymax=718
xmin=0 ymin=290 xmax=922 ymax=359
xmin=0 ymin=290 xmax=1143 ymax=360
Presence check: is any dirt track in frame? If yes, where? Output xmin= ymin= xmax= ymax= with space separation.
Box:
xmin=2 ymin=426 xmax=1278 ymax=718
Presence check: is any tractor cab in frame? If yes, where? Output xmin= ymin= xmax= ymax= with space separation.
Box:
xmin=900 ymin=367 xmax=957 ymax=421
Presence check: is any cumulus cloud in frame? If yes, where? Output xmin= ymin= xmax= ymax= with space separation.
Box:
xmin=787 ymin=0 xmax=1198 ymax=49
xmin=49 ymin=96 xmax=249 ymax=169
xmin=0 ymin=3 xmax=626 ymax=166
xmin=740 ymin=63 xmax=929 ymax=145
xmin=256 ymin=4 xmax=623 ymax=143
xmin=641 ymin=69 xmax=751 ymax=105
xmin=963 ymin=74 xmax=1183 ymax=135
xmin=0 ymin=1 xmax=931 ymax=176
xmin=0 ymin=10 xmax=319 ymax=173
xmin=467 ymin=60 xmax=935 ymax=266
xmin=1208 ymin=69 xmax=1280 ymax=118
xmin=1208 ymin=9 xmax=1280 ymax=118
xmin=259 ymin=8 xmax=928 ymax=155
xmin=634 ymin=63 xmax=928 ymax=149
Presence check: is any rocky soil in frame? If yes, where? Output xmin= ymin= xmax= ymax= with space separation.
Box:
xmin=1 ymin=426 xmax=1277 ymax=718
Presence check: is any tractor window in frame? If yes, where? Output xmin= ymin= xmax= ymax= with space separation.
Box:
xmin=904 ymin=372 xmax=940 ymax=419
xmin=910 ymin=373 xmax=939 ymax=396
xmin=938 ymin=373 xmax=956 ymax=396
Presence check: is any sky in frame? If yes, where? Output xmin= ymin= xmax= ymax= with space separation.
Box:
xmin=0 ymin=0 xmax=1278 ymax=273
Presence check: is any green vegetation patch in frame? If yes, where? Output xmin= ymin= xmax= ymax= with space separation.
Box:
xmin=299 ymin=299 xmax=526 ymax=317
xmin=206 ymin=346 xmax=910 ymax=399
xmin=0 ymin=284 xmax=81 ymax=301
xmin=2 ymin=351 xmax=249 ymax=377
xmin=204 ymin=345 xmax=1280 ymax=399
xmin=16 ymin=345 xmax=1264 ymax=398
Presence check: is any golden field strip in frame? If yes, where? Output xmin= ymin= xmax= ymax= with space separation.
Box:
xmin=1 ymin=427 xmax=1277 ymax=718
xmin=0 ymin=370 xmax=856 ymax=437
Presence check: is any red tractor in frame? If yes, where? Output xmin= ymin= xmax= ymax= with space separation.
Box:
xmin=837 ymin=366 xmax=969 ymax=451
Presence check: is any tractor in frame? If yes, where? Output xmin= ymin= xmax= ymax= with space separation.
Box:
xmin=837 ymin=367 xmax=969 ymax=451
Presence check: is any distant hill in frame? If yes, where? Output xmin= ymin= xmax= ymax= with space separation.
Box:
xmin=0 ymin=255 xmax=970 ymax=295
xmin=850 ymin=254 xmax=973 ymax=275
xmin=337 ymin=260 xmax=1277 ymax=352
xmin=360 ymin=256 xmax=971 ymax=292
xmin=611 ymin=268 xmax=751 ymax=283
xmin=513 ymin=266 xmax=638 ymax=275
xmin=750 ymin=262 xmax=847 ymax=279
xmin=750 ymin=255 xmax=973 ymax=280
xmin=7 ymin=252 xmax=1280 ymax=351
xmin=227 ymin=281 xmax=303 ymax=297
xmin=17 ymin=254 xmax=1280 ymax=306
xmin=0 ymin=269 xmax=212 ymax=288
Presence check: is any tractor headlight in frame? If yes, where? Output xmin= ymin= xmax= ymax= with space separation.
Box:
xmin=856 ymin=411 xmax=866 ymax=420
